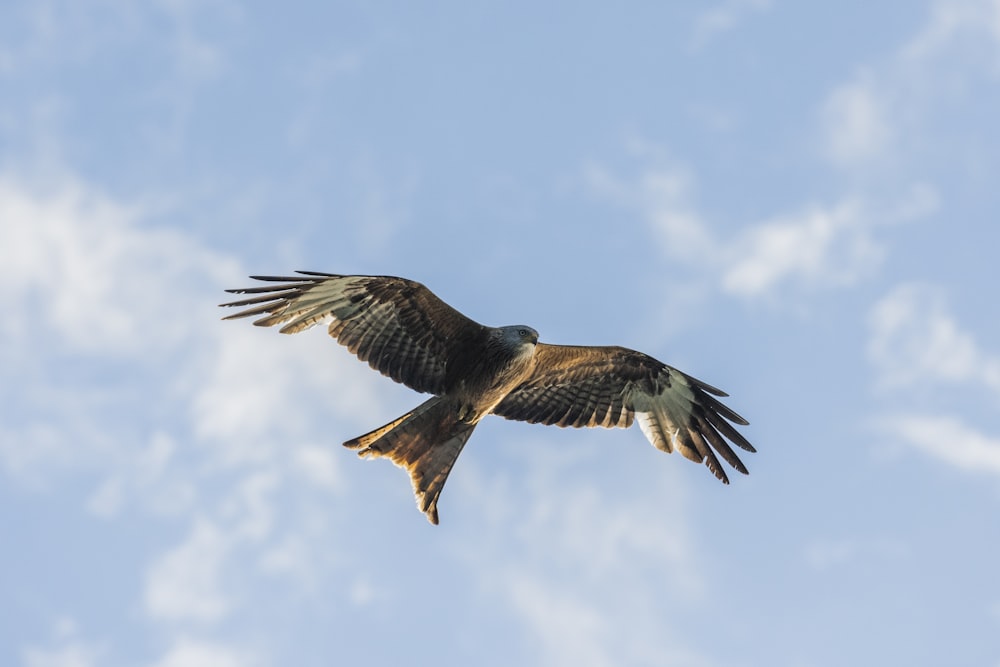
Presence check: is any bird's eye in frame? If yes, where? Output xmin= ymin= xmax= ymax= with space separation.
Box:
xmin=518 ymin=329 xmax=527 ymax=337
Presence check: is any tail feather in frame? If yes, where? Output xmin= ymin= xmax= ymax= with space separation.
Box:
xmin=344 ymin=397 xmax=476 ymax=524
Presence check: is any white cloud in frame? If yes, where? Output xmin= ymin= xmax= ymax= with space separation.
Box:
xmin=722 ymin=184 xmax=937 ymax=299
xmin=588 ymin=158 xmax=937 ymax=301
xmin=640 ymin=169 xmax=718 ymax=262
xmin=140 ymin=461 xmax=341 ymax=626
xmin=455 ymin=439 xmax=710 ymax=665
xmin=462 ymin=440 xmax=703 ymax=592
xmin=145 ymin=518 xmax=233 ymax=623
xmin=146 ymin=637 xmax=257 ymax=667
xmin=721 ymin=197 xmax=880 ymax=297
xmin=220 ymin=470 xmax=280 ymax=541
xmin=0 ymin=421 xmax=80 ymax=488
xmin=4 ymin=1 xmax=244 ymax=156
xmin=189 ymin=321 xmax=391 ymax=468
xmin=156 ymin=0 xmax=236 ymax=82
xmin=497 ymin=562 xmax=714 ymax=667
xmin=0 ymin=175 xmax=238 ymax=490
xmin=0 ymin=176 xmax=239 ymax=355
xmin=868 ymin=283 xmax=1000 ymax=393
xmin=87 ymin=432 xmax=195 ymax=518
xmin=821 ymin=75 xmax=894 ymax=167
xmin=0 ymin=172 xmax=406 ymax=657
xmin=20 ymin=618 xmax=102 ymax=667
xmin=881 ymin=413 xmax=1000 ymax=477
xmin=584 ymin=159 xmax=717 ymax=265
xmin=690 ymin=0 xmax=772 ymax=49
xmin=803 ymin=536 xmax=909 ymax=572
xmin=597 ymin=4 xmax=978 ymax=304
xmin=258 ymin=534 xmax=314 ymax=578
xmin=0 ymin=172 xmax=390 ymax=494
xmin=143 ymin=465 xmax=346 ymax=626
xmin=291 ymin=443 xmax=343 ymax=490
xmin=820 ymin=0 xmax=1000 ymax=170
xmin=22 ymin=644 xmax=98 ymax=667
xmin=347 ymin=575 xmax=381 ymax=607
xmin=901 ymin=0 xmax=1000 ymax=64
xmin=504 ymin=572 xmax=612 ymax=667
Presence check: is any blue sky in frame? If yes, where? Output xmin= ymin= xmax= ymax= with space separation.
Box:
xmin=2 ymin=1 xmax=1000 ymax=665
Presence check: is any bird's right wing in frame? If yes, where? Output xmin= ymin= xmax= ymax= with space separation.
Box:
xmin=220 ymin=272 xmax=484 ymax=395
xmin=493 ymin=343 xmax=754 ymax=483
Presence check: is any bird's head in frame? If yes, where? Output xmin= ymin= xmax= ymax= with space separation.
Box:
xmin=498 ymin=325 xmax=539 ymax=348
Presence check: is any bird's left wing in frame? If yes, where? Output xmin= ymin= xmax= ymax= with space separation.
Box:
xmin=492 ymin=343 xmax=755 ymax=483
xmin=220 ymin=272 xmax=484 ymax=395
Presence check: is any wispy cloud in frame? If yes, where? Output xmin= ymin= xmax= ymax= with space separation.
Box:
xmin=586 ymin=159 xmax=937 ymax=301
xmin=722 ymin=184 xmax=938 ymax=297
xmin=0 ymin=172 xmax=397 ymax=659
xmin=145 ymin=518 xmax=233 ymax=624
xmin=721 ymin=197 xmax=879 ymax=297
xmin=22 ymin=643 xmax=99 ymax=667
xmin=0 ymin=171 xmax=392 ymax=467
xmin=0 ymin=176 xmax=237 ymax=355
xmin=584 ymin=159 xmax=716 ymax=264
xmin=803 ymin=536 xmax=909 ymax=572
xmin=503 ymin=572 xmax=613 ymax=667
xmin=868 ymin=283 xmax=1000 ymax=394
xmin=156 ymin=0 xmax=241 ymax=82
xmin=819 ymin=0 xmax=1000 ymax=170
xmin=0 ymin=176 xmax=235 ymax=487
xmin=454 ymin=439 xmax=711 ymax=665
xmin=596 ymin=3 xmax=992 ymax=307
xmin=821 ymin=74 xmax=895 ymax=167
xmin=868 ymin=282 xmax=1000 ymax=480
xmin=690 ymin=0 xmax=772 ymax=50
xmin=901 ymin=0 xmax=1000 ymax=63
xmin=880 ymin=413 xmax=1000 ymax=477
xmin=20 ymin=617 xmax=103 ymax=667
xmin=146 ymin=636 xmax=258 ymax=667
xmin=190 ymin=323 xmax=388 ymax=466
xmin=86 ymin=432 xmax=196 ymax=519
xmin=141 ymin=470 xmax=313 ymax=627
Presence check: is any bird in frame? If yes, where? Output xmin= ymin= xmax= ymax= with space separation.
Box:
xmin=220 ymin=271 xmax=754 ymax=524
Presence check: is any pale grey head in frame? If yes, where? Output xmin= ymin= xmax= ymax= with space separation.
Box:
xmin=497 ymin=325 xmax=539 ymax=348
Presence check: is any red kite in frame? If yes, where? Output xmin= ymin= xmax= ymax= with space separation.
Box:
xmin=221 ymin=272 xmax=754 ymax=524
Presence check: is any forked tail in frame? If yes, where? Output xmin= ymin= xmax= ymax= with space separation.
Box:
xmin=344 ymin=396 xmax=476 ymax=524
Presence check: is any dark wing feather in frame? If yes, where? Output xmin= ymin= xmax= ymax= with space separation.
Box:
xmin=219 ymin=272 xmax=484 ymax=395
xmin=493 ymin=343 xmax=754 ymax=483
xmin=493 ymin=345 xmax=644 ymax=428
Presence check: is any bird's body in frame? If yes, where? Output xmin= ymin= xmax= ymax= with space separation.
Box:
xmin=221 ymin=272 xmax=755 ymax=524
xmin=441 ymin=324 xmax=541 ymax=423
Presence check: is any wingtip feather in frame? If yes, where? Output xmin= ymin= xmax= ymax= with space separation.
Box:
xmin=295 ymin=270 xmax=339 ymax=277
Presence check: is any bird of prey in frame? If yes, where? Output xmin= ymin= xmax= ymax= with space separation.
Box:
xmin=220 ymin=272 xmax=754 ymax=524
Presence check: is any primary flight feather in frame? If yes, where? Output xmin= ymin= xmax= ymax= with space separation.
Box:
xmin=220 ymin=271 xmax=755 ymax=524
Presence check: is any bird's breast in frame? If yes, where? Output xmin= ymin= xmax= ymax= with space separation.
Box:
xmin=449 ymin=342 xmax=537 ymax=422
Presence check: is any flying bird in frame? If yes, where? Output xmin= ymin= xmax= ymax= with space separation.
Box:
xmin=220 ymin=272 xmax=754 ymax=524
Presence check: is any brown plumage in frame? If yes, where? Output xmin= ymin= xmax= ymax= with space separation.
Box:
xmin=220 ymin=271 xmax=755 ymax=524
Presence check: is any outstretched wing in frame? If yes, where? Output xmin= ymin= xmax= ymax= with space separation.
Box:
xmin=219 ymin=271 xmax=484 ymax=395
xmin=492 ymin=343 xmax=754 ymax=483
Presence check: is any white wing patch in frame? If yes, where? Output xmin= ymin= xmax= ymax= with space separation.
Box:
xmin=630 ymin=371 xmax=705 ymax=464
xmin=280 ymin=278 xmax=370 ymax=333
xmin=636 ymin=411 xmax=669 ymax=452
xmin=225 ymin=274 xmax=370 ymax=334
